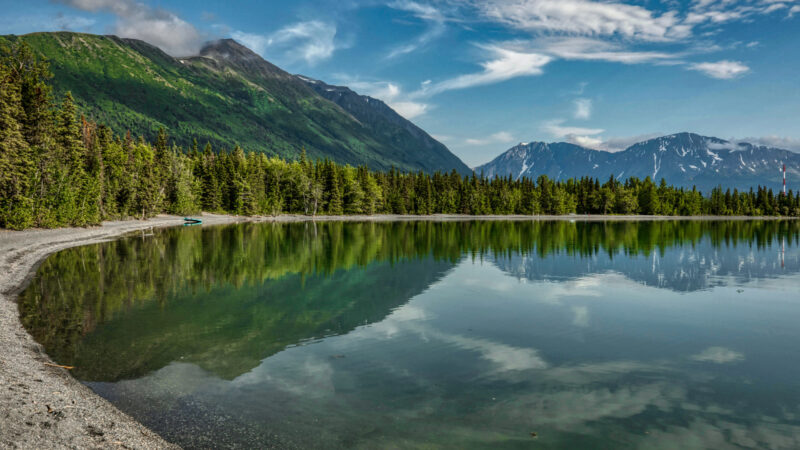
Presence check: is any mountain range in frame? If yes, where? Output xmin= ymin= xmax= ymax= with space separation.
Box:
xmin=0 ymin=32 xmax=470 ymax=174
xmin=476 ymin=132 xmax=800 ymax=192
xmin=3 ymin=32 xmax=798 ymax=191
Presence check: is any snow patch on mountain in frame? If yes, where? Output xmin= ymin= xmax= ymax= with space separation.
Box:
xmin=475 ymin=132 xmax=800 ymax=192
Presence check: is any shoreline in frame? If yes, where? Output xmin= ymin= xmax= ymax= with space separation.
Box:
xmin=0 ymin=214 xmax=250 ymax=449
xmin=1 ymin=213 xmax=797 ymax=448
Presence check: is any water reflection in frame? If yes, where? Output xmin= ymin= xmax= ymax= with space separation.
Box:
xmin=18 ymin=220 xmax=800 ymax=448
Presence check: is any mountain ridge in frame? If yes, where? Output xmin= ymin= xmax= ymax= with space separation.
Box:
xmin=0 ymin=32 xmax=470 ymax=174
xmin=297 ymin=76 xmax=469 ymax=175
xmin=477 ymin=132 xmax=800 ymax=192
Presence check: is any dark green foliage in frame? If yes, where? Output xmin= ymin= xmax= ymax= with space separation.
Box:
xmin=1 ymin=44 xmax=799 ymax=230
xmin=0 ymin=47 xmax=34 ymax=229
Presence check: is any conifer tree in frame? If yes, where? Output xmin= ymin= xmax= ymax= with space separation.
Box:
xmin=201 ymin=143 xmax=220 ymax=211
xmin=324 ymin=161 xmax=343 ymax=215
xmin=0 ymin=59 xmax=34 ymax=228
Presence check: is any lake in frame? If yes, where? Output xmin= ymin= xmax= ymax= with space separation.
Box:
xmin=19 ymin=220 xmax=800 ymax=449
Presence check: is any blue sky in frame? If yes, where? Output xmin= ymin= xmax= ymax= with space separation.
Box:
xmin=2 ymin=0 xmax=800 ymax=166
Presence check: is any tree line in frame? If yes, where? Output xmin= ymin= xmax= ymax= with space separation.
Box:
xmin=2 ymin=42 xmax=799 ymax=230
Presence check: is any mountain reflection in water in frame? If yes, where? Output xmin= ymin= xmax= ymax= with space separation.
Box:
xmin=19 ymin=220 xmax=800 ymax=449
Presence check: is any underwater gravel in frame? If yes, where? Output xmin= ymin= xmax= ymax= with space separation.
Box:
xmin=0 ymin=214 xmax=246 ymax=449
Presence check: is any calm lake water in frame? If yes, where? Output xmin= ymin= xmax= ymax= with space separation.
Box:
xmin=19 ymin=220 xmax=800 ymax=449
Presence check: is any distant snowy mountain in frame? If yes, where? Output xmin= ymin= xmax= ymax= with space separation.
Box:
xmin=476 ymin=132 xmax=800 ymax=192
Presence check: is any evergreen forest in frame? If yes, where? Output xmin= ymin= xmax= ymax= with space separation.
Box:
xmin=2 ymin=42 xmax=799 ymax=230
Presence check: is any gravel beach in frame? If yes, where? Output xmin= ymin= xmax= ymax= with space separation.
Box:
xmin=0 ymin=214 xmax=252 ymax=449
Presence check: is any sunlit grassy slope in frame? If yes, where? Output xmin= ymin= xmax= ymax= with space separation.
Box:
xmin=2 ymin=32 xmax=469 ymax=173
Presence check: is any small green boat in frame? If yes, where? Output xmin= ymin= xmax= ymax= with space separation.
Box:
xmin=183 ymin=217 xmax=202 ymax=225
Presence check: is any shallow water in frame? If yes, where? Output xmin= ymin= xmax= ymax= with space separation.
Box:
xmin=19 ymin=220 xmax=800 ymax=449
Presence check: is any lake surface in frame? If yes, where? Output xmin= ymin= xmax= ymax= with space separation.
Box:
xmin=19 ymin=220 xmax=800 ymax=449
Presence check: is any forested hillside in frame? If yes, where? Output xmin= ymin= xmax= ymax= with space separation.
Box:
xmin=0 ymin=32 xmax=469 ymax=174
xmin=1 ymin=42 xmax=798 ymax=230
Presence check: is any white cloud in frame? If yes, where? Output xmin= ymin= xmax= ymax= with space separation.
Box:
xmin=426 ymin=1 xmax=784 ymax=88
xmin=386 ymin=0 xmax=447 ymax=58
xmin=338 ymin=79 xmax=430 ymax=119
xmin=687 ymin=0 xmax=793 ymax=25
xmin=228 ymin=31 xmax=269 ymax=56
xmin=392 ymin=0 xmax=771 ymax=98
xmin=539 ymin=130 xmax=800 ymax=154
xmin=387 ymin=26 xmax=445 ymax=59
xmin=390 ymin=101 xmax=429 ymax=119
xmin=689 ymin=60 xmax=750 ymax=79
xmin=533 ymin=37 xmax=681 ymax=64
xmin=542 ymin=119 xmax=605 ymax=148
xmin=389 ymin=0 xmax=447 ymax=22
xmin=732 ymin=136 xmax=800 ymax=152
xmin=539 ymin=120 xmax=668 ymax=152
xmin=598 ymin=133 xmax=665 ymax=152
xmin=232 ymin=21 xmax=339 ymax=66
xmin=470 ymin=0 xmax=689 ymax=41
xmin=415 ymin=36 xmax=681 ymax=97
xmin=418 ymin=44 xmax=551 ymax=96
xmin=574 ymin=98 xmax=592 ymax=120
xmin=464 ymin=131 xmax=515 ymax=146
xmin=569 ymin=135 xmax=606 ymax=148
xmin=790 ymin=5 xmax=800 ymax=17
xmin=691 ymin=346 xmax=745 ymax=364
xmin=543 ymin=119 xmax=604 ymax=139
xmin=57 ymin=0 xmax=204 ymax=56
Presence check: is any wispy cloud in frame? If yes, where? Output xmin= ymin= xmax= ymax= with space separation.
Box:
xmin=336 ymin=78 xmax=430 ymax=119
xmin=574 ymin=98 xmax=592 ymax=120
xmin=464 ymin=131 xmax=515 ymax=146
xmin=417 ymin=0 xmax=790 ymax=88
xmin=232 ymin=20 xmax=341 ymax=66
xmin=386 ymin=0 xmax=447 ymax=58
xmin=598 ymin=133 xmax=665 ymax=152
xmin=469 ymin=0 xmax=690 ymax=41
xmin=688 ymin=0 xmax=794 ymax=25
xmin=731 ymin=135 xmax=800 ymax=152
xmin=689 ymin=60 xmax=750 ymax=79
xmin=390 ymin=101 xmax=430 ymax=119
xmin=531 ymin=37 xmax=681 ymax=65
xmin=542 ymin=119 xmax=606 ymax=148
xmin=417 ymin=44 xmax=551 ymax=96
xmin=543 ymin=119 xmax=604 ymax=139
xmin=56 ymin=0 xmax=204 ymax=56
xmin=539 ymin=119 xmax=666 ymax=151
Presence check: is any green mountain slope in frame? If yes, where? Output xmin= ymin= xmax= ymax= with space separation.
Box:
xmin=0 ymin=32 xmax=469 ymax=173
xmin=299 ymin=76 xmax=470 ymax=175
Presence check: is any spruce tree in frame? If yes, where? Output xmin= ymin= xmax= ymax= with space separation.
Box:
xmin=201 ymin=143 xmax=220 ymax=211
xmin=0 ymin=60 xmax=34 ymax=229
